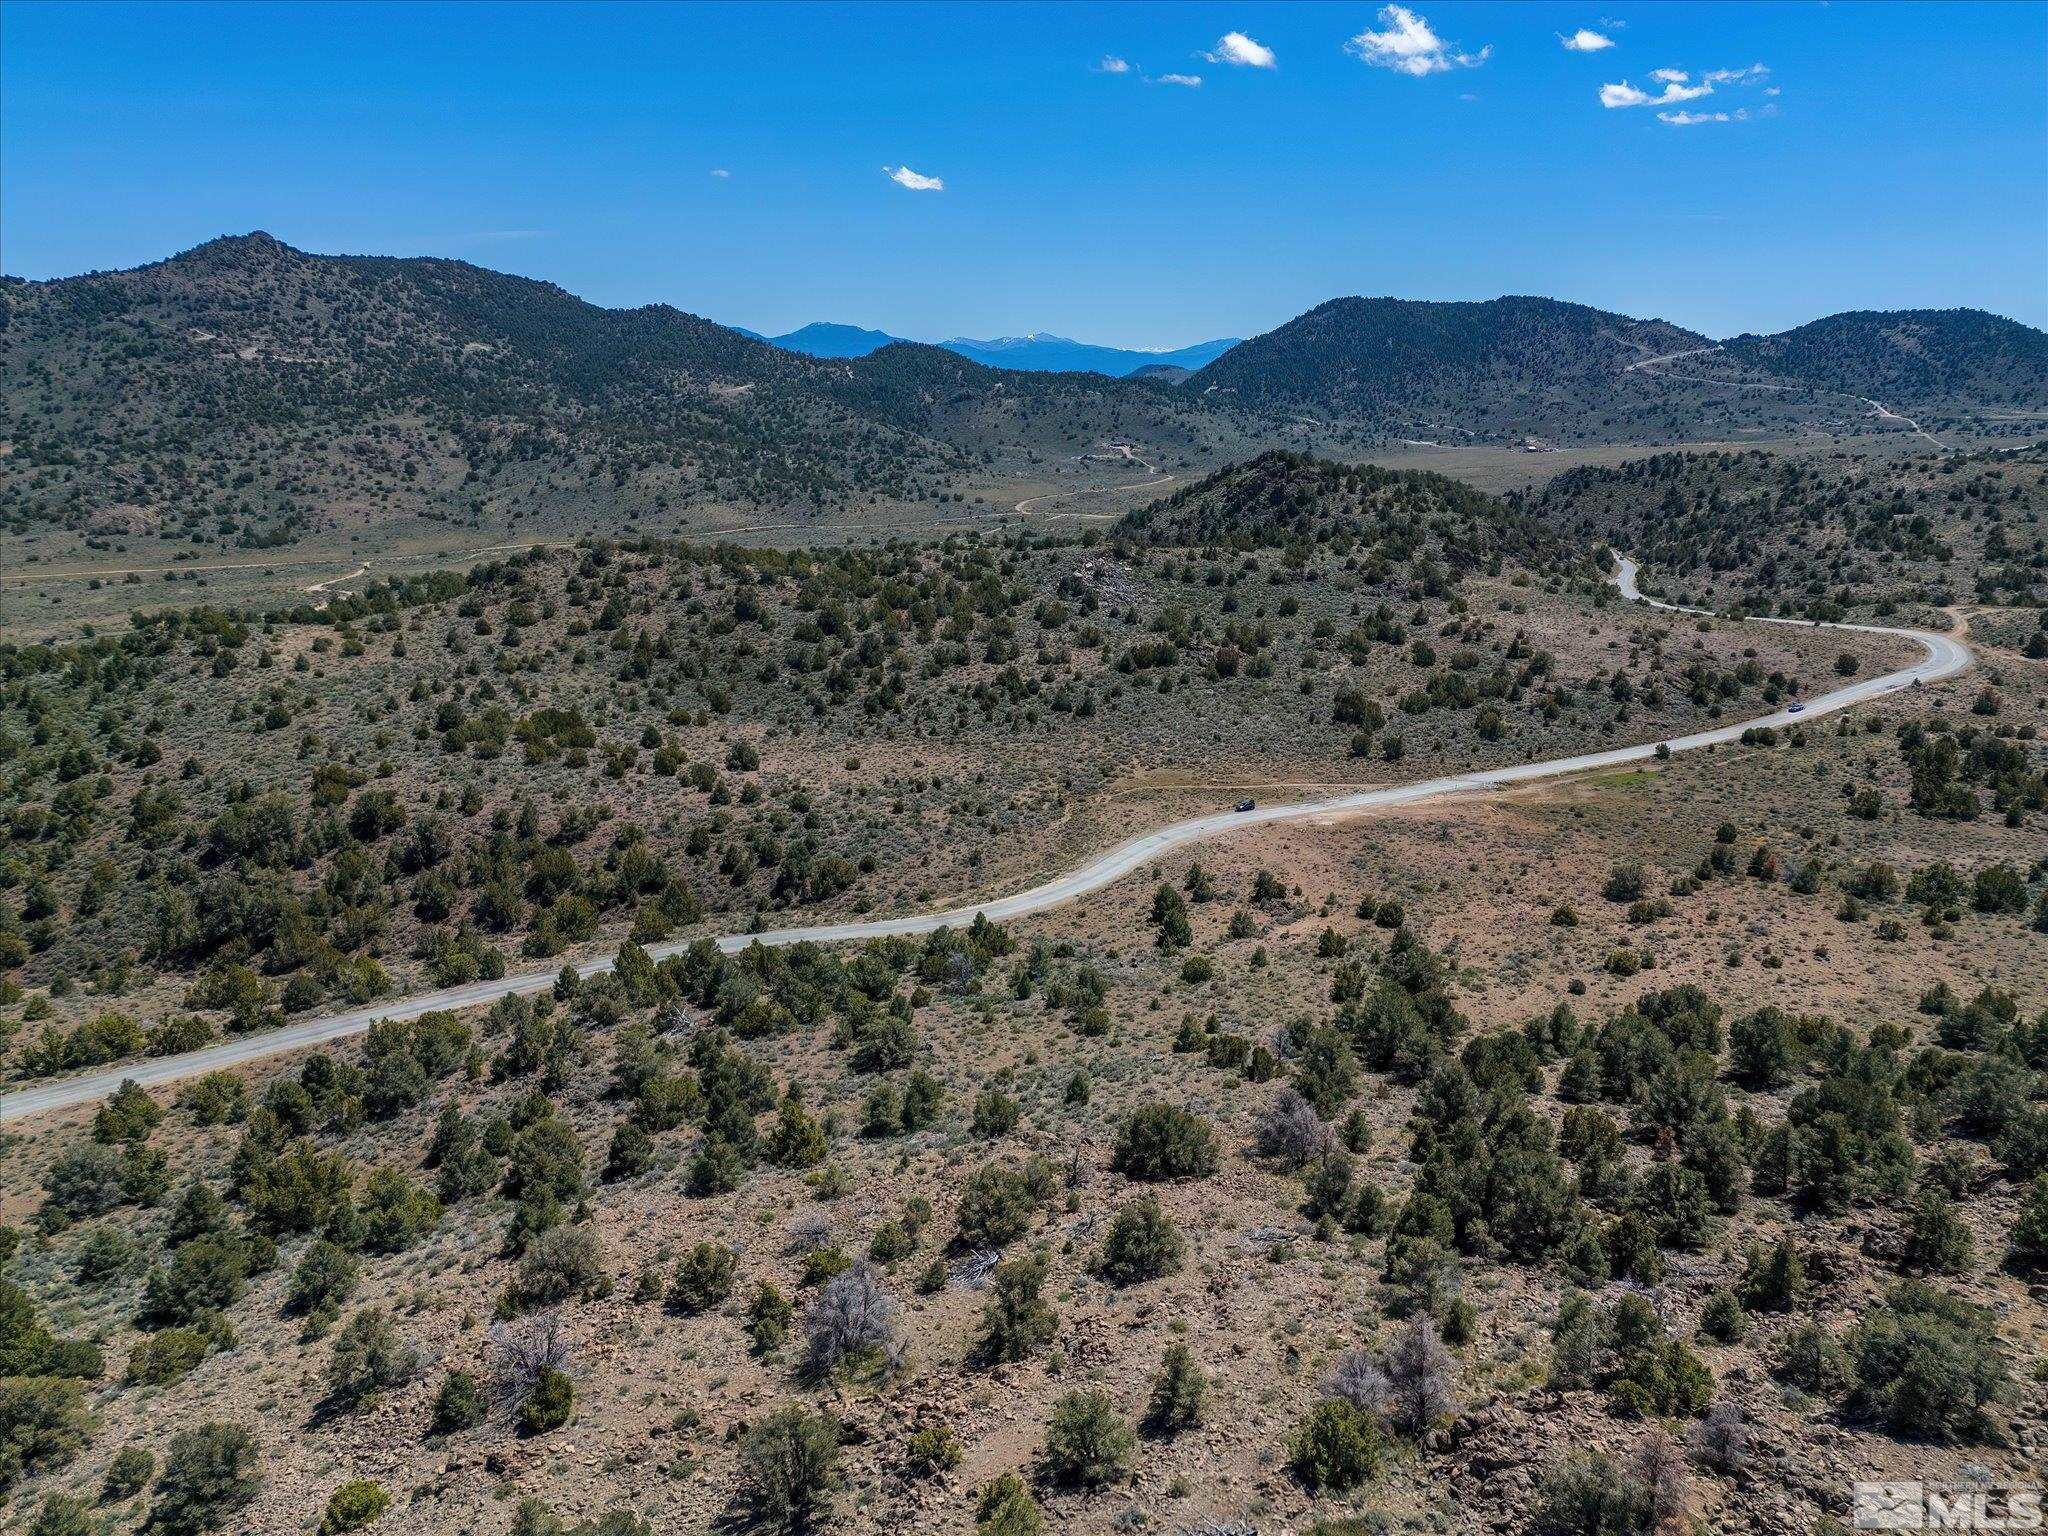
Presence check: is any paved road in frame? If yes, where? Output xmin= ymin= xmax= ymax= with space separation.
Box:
xmin=0 ymin=557 xmax=1971 ymax=1124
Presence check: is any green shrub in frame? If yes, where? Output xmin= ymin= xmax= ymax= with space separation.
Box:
xmin=1605 ymin=1294 xmax=1712 ymax=1419
xmin=41 ymin=1144 xmax=127 ymax=1224
xmin=2010 ymin=1174 xmax=2048 ymax=1272
xmin=1847 ymin=1282 xmax=2010 ymax=1442
xmin=971 ymin=1087 xmax=1020 ymax=1138
xmin=127 ymin=1327 xmax=213 ymax=1387
xmin=1 ymin=1279 xmax=79 ymax=1377
xmin=432 ymin=1369 xmax=487 ymax=1433
xmin=1602 ymin=1212 xmax=1663 ymax=1284
xmin=104 ymin=1444 xmax=155 ymax=1500
xmin=977 ymin=1251 xmax=1057 ymax=1364
xmin=667 ymin=1243 xmax=739 ymax=1315
xmin=140 ymin=1233 xmax=256 ymax=1327
xmin=509 ymin=1498 xmax=564 ymax=1536
xmin=868 ymin=1220 xmax=916 ymax=1264
xmin=974 ymin=1473 xmax=1044 ymax=1536
xmin=739 ymin=1405 xmax=840 ymax=1532
xmin=1096 ymin=1195 xmax=1185 ymax=1284
xmin=503 ymin=1227 xmax=607 ymax=1312
xmin=1630 ymin=1160 xmax=1717 ymax=1250
xmin=903 ymin=1422 xmax=963 ymax=1478
xmin=519 ymin=1366 xmax=574 ymax=1434
xmin=766 ymin=1090 xmax=828 ymax=1168
xmin=93 ymin=1080 xmax=164 ymax=1145
xmin=1775 ymin=1321 xmax=1852 ymax=1397
xmin=0 ymin=1377 xmax=91 ymax=1497
xmin=1736 ymin=1235 xmax=1805 ymax=1312
xmin=900 ymin=1070 xmax=944 ymax=1130
xmin=357 ymin=1168 xmax=440 ymax=1254
xmin=147 ymin=1422 xmax=263 ymax=1536
xmin=1546 ymin=1291 xmax=1600 ymax=1390
xmin=1111 ymin=1105 xmax=1218 ymax=1181
xmin=1288 ymin=1399 xmax=1383 ymax=1492
xmin=1144 ymin=1341 xmax=1208 ymax=1435
xmin=1729 ymin=1007 xmax=1801 ymax=1088
xmin=285 ymin=1239 xmax=359 ymax=1319
xmin=604 ymin=1124 xmax=655 ymax=1181
xmin=1903 ymin=1190 xmax=1974 ymax=1275
xmin=746 ymin=1281 xmax=794 ymax=1353
xmin=1602 ymin=863 xmax=1646 ymax=902
xmin=325 ymin=1309 xmax=420 ymax=1412
xmin=1041 ymin=1390 xmax=1133 ymax=1488
xmin=319 ymin=1478 xmax=391 ymax=1534
xmin=28 ymin=1493 xmax=97 ymax=1536
xmin=798 ymin=1245 xmax=851 ymax=1288
xmin=1699 ymin=1289 xmax=1745 ymax=1343
xmin=74 ymin=1226 xmax=140 ymax=1287
xmin=1530 ymin=1454 xmax=1652 ymax=1536
xmin=956 ymin=1162 xmax=1039 ymax=1248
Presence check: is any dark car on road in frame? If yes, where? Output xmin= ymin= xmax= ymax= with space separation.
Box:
xmin=1235 ymin=799 xmax=1256 ymax=813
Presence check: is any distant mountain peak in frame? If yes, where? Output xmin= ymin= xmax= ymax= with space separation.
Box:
xmin=192 ymin=230 xmax=293 ymax=256
xmin=762 ymin=322 xmax=903 ymax=359
xmin=765 ymin=323 xmax=1239 ymax=377
xmin=944 ymin=332 xmax=1077 ymax=349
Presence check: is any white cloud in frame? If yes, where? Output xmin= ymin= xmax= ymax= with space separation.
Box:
xmin=1154 ymin=72 xmax=1203 ymax=87
xmin=1659 ymin=107 xmax=1751 ymax=125
xmin=710 ymin=168 xmax=731 ymax=179
xmin=1095 ymin=54 xmax=1131 ymax=74
xmin=1205 ymin=31 xmax=1276 ymax=67
xmin=883 ymin=165 xmax=944 ymax=192
xmin=1345 ymin=5 xmax=1489 ymax=76
xmin=1560 ymin=28 xmax=1615 ymax=52
xmin=1602 ymin=59 xmax=1773 ymax=114
xmin=1600 ymin=75 xmax=1713 ymax=108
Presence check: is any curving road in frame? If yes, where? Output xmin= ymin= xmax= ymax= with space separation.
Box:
xmin=0 ymin=557 xmax=1971 ymax=1123
xmin=1014 ymin=474 xmax=1178 ymax=517
xmin=1625 ymin=343 xmax=1948 ymax=452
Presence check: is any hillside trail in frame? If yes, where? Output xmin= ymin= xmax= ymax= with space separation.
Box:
xmin=1623 ymin=343 xmax=1949 ymax=451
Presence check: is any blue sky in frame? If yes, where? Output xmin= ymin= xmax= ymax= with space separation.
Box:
xmin=3 ymin=1 xmax=2042 ymax=346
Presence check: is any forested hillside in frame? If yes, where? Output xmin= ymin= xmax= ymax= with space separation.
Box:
xmin=1722 ymin=309 xmax=2048 ymax=419
xmin=0 ymin=235 xmax=1226 ymax=544
xmin=1522 ymin=445 xmax=2048 ymax=618
xmin=1186 ymin=297 xmax=1739 ymax=443
xmin=6 ymin=237 xmax=2044 ymax=566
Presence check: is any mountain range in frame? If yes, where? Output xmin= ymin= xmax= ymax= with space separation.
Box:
xmin=0 ymin=232 xmax=1227 ymax=538
xmin=750 ymin=321 xmax=1241 ymax=377
xmin=2 ymin=232 xmax=2042 ymax=543
xmin=1187 ymin=295 xmax=2047 ymax=442
xmin=1719 ymin=309 xmax=2048 ymax=412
